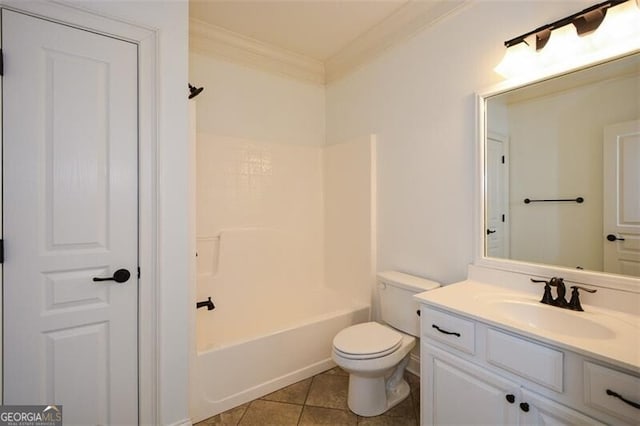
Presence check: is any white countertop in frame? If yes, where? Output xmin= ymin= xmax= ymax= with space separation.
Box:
xmin=414 ymin=280 xmax=640 ymax=373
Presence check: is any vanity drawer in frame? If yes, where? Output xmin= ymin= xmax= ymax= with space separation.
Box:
xmin=421 ymin=307 xmax=475 ymax=354
xmin=486 ymin=328 xmax=563 ymax=392
xmin=584 ymin=361 xmax=640 ymax=424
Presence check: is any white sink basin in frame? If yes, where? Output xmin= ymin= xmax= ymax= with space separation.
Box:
xmin=415 ymin=280 xmax=640 ymax=371
xmin=487 ymin=300 xmax=617 ymax=339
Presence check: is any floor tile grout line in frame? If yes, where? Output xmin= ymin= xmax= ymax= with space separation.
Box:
xmin=235 ymin=401 xmax=250 ymax=425
xmin=198 ymin=369 xmax=420 ymax=425
xmin=296 ymin=375 xmax=315 ymax=425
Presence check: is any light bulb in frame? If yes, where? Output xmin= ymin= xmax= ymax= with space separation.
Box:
xmin=494 ymin=42 xmax=538 ymax=79
xmin=537 ymin=24 xmax=583 ymax=70
xmin=588 ymin=0 xmax=640 ymax=54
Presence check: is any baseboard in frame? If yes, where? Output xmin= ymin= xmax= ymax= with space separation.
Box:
xmin=167 ymin=418 xmax=192 ymax=426
xmin=407 ymin=352 xmax=421 ymax=377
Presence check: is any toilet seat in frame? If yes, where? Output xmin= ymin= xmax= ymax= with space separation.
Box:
xmin=333 ymin=322 xmax=402 ymax=360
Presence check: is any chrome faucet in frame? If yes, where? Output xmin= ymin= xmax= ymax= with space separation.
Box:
xmin=530 ymin=277 xmax=596 ymax=311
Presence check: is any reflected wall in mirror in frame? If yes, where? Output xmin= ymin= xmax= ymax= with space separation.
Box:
xmin=485 ymin=52 xmax=640 ymax=278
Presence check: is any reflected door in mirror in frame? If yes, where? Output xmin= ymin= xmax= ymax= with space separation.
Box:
xmin=603 ymin=120 xmax=640 ymax=277
xmin=486 ymin=133 xmax=509 ymax=258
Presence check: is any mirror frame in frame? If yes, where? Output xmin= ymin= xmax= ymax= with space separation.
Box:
xmin=475 ymin=51 xmax=640 ymax=294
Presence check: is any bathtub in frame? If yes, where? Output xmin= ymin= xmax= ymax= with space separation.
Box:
xmin=190 ymin=287 xmax=369 ymax=423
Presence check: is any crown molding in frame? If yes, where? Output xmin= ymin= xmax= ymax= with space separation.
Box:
xmin=189 ymin=1 xmax=471 ymax=86
xmin=324 ymin=0 xmax=471 ymax=84
xmin=190 ymin=18 xmax=325 ymax=85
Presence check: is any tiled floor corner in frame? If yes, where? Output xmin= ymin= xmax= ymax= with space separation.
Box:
xmin=196 ymin=367 xmax=420 ymax=425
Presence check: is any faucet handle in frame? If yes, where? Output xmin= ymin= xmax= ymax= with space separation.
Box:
xmin=568 ymin=285 xmax=597 ymax=311
xmin=530 ymin=278 xmax=549 ymax=284
xmin=530 ymin=278 xmax=554 ymax=305
xmin=571 ymin=285 xmax=597 ymax=293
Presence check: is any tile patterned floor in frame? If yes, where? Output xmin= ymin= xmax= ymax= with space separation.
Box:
xmin=195 ymin=367 xmax=420 ymax=425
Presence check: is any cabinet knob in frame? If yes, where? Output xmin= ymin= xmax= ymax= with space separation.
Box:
xmin=505 ymin=394 xmax=515 ymax=404
xmin=519 ymin=402 xmax=530 ymax=412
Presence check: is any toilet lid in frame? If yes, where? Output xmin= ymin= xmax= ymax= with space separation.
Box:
xmin=333 ymin=322 xmax=402 ymax=359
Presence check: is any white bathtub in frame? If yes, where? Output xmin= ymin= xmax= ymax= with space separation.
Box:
xmin=190 ymin=287 xmax=369 ymax=423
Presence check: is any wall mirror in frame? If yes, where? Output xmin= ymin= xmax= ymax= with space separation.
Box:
xmin=479 ymin=51 xmax=640 ymax=290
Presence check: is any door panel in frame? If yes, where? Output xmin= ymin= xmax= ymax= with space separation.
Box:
xmin=2 ymin=10 xmax=138 ymax=425
xmin=486 ymin=134 xmax=509 ymax=258
xmin=603 ymin=120 xmax=640 ymax=277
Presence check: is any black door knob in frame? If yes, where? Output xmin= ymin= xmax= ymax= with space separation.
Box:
xmin=505 ymin=394 xmax=515 ymax=404
xmin=487 ymin=229 xmax=497 ymax=235
xmin=606 ymin=234 xmax=625 ymax=242
xmin=519 ymin=402 xmax=530 ymax=412
xmin=93 ymin=268 xmax=131 ymax=283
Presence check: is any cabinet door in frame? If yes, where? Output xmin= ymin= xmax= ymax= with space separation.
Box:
xmin=520 ymin=389 xmax=606 ymax=426
xmin=422 ymin=344 xmax=519 ymax=425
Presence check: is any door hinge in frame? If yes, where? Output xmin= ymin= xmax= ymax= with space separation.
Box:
xmin=0 ymin=239 xmax=4 ymax=263
xmin=501 ymin=155 xmax=505 ymax=164
xmin=0 ymin=49 xmax=4 ymax=76
xmin=502 ymin=214 xmax=505 ymax=222
xmin=137 ymin=267 xmax=141 ymax=279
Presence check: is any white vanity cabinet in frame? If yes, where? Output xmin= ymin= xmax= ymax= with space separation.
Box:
xmin=424 ymin=344 xmax=519 ymax=424
xmin=519 ymin=389 xmax=606 ymax=425
xmin=420 ymin=305 xmax=638 ymax=426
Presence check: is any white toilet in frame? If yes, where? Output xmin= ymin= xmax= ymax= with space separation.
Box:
xmin=332 ymin=271 xmax=440 ymax=417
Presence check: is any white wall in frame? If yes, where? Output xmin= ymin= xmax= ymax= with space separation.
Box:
xmin=325 ymin=0 xmax=598 ymax=285
xmin=190 ymin=53 xmax=325 ymax=146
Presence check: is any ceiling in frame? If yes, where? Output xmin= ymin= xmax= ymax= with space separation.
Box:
xmin=189 ymin=0 xmax=411 ymax=62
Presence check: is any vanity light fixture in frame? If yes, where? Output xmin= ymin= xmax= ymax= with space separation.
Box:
xmin=495 ymin=0 xmax=640 ymax=78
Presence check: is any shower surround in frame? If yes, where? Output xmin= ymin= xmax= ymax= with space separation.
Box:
xmin=192 ymin=132 xmax=376 ymax=421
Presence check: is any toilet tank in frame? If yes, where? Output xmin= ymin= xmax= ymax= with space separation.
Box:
xmin=378 ymin=271 xmax=440 ymax=336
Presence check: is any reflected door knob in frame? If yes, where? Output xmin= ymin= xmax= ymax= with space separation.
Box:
xmin=93 ymin=268 xmax=131 ymax=283
xmin=606 ymin=234 xmax=625 ymax=242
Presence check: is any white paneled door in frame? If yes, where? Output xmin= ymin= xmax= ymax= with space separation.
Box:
xmin=603 ymin=120 xmax=640 ymax=277
xmin=2 ymin=10 xmax=139 ymax=425
xmin=486 ymin=134 xmax=509 ymax=258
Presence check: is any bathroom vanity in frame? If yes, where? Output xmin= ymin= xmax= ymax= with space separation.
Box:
xmin=417 ymin=27 xmax=640 ymax=426
xmin=412 ymin=20 xmax=640 ymax=423
xmin=414 ymin=266 xmax=640 ymax=425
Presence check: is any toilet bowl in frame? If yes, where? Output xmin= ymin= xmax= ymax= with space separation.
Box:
xmin=331 ymin=271 xmax=440 ymax=417
xmin=332 ymin=322 xmax=415 ymax=416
